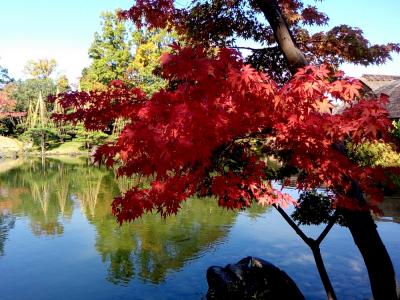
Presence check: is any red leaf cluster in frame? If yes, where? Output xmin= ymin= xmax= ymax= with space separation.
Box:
xmin=118 ymin=0 xmax=177 ymax=29
xmin=0 ymin=91 xmax=25 ymax=118
xmin=118 ymin=0 xmax=399 ymax=85
xmin=55 ymin=46 xmax=398 ymax=223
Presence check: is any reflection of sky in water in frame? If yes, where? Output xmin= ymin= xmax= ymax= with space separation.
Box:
xmin=0 ymin=159 xmax=398 ymax=300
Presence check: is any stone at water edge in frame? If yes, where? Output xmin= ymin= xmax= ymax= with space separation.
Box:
xmin=0 ymin=136 xmax=23 ymax=158
xmin=206 ymin=256 xmax=305 ymax=299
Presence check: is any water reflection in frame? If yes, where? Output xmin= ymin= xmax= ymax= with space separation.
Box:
xmin=377 ymin=195 xmax=400 ymax=223
xmin=0 ymin=160 xmax=74 ymax=236
xmin=0 ymin=158 xmax=243 ymax=285
xmin=0 ymin=213 xmax=15 ymax=256
xmin=92 ymin=197 xmax=238 ymax=284
xmin=0 ymin=158 xmax=398 ymax=300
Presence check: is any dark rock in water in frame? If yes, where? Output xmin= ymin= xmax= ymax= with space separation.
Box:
xmin=206 ymin=256 xmax=305 ymax=300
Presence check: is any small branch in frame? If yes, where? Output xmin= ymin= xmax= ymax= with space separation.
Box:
xmin=273 ymin=204 xmax=337 ymax=300
xmin=231 ymin=46 xmax=265 ymax=51
xmin=273 ymin=204 xmax=312 ymax=246
xmin=316 ymin=215 xmax=338 ymax=246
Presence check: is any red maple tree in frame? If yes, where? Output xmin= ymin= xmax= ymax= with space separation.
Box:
xmin=55 ymin=47 xmax=397 ymax=220
xmin=0 ymin=91 xmax=25 ymax=119
xmin=54 ymin=1 xmax=400 ymax=299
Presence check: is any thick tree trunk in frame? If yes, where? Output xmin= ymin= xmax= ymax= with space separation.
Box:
xmin=254 ymin=0 xmax=398 ymax=299
xmin=341 ymin=209 xmax=397 ymax=300
xmin=254 ymin=0 xmax=308 ymax=73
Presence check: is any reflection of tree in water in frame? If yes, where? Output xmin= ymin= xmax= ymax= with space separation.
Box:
xmin=0 ymin=159 xmax=75 ymax=236
xmin=56 ymin=166 xmax=70 ymax=216
xmin=245 ymin=203 xmax=272 ymax=219
xmin=0 ymin=213 xmax=15 ymax=256
xmin=87 ymin=187 xmax=245 ymax=284
xmin=114 ymin=169 xmax=150 ymax=195
xmin=76 ymin=169 xmax=104 ymax=218
xmin=377 ymin=195 xmax=400 ymax=224
xmin=106 ymin=249 xmax=134 ymax=284
xmin=0 ymin=158 xmax=268 ymax=285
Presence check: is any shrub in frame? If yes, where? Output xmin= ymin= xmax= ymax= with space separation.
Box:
xmin=348 ymin=141 xmax=400 ymax=168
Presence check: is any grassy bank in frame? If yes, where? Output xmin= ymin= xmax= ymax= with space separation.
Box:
xmin=0 ymin=136 xmax=89 ymax=157
xmin=46 ymin=141 xmax=89 ymax=156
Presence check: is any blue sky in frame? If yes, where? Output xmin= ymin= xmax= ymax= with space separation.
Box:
xmin=0 ymin=0 xmax=399 ymax=84
xmin=0 ymin=0 xmax=133 ymax=83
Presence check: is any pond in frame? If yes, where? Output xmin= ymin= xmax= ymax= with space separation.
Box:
xmin=0 ymin=158 xmax=399 ymax=300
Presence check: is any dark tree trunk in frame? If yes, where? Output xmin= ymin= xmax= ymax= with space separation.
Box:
xmin=341 ymin=209 xmax=397 ymax=300
xmin=274 ymin=205 xmax=337 ymax=300
xmin=254 ymin=0 xmax=398 ymax=299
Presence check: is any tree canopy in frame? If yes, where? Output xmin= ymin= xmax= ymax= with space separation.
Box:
xmin=55 ymin=2 xmax=400 ymax=299
xmin=127 ymin=28 xmax=175 ymax=94
xmin=80 ymin=11 xmax=133 ymax=91
xmin=0 ymin=64 xmax=13 ymax=87
xmin=119 ymin=0 xmax=399 ymax=83
xmin=56 ymin=0 xmax=400 ymax=222
xmin=24 ymin=58 xmax=57 ymax=79
xmin=55 ymin=47 xmax=398 ymax=220
xmin=81 ymin=11 xmax=175 ymax=94
xmin=8 ymin=78 xmax=56 ymax=112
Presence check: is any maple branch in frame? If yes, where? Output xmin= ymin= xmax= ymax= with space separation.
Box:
xmin=231 ymin=46 xmax=266 ymax=51
xmin=316 ymin=215 xmax=338 ymax=246
xmin=253 ymin=0 xmax=308 ymax=73
xmin=310 ymin=244 xmax=337 ymax=300
xmin=273 ymin=204 xmax=312 ymax=246
xmin=273 ymin=204 xmax=337 ymax=300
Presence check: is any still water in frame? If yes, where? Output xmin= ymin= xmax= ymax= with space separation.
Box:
xmin=0 ymin=158 xmax=399 ymax=300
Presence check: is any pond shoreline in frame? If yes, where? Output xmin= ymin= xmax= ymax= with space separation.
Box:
xmin=0 ymin=136 xmax=92 ymax=158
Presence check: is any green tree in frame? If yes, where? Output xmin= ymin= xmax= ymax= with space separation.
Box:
xmin=24 ymin=58 xmax=57 ymax=79
xmin=56 ymin=74 xmax=70 ymax=93
xmin=0 ymin=64 xmax=13 ymax=87
xmin=81 ymin=11 xmax=175 ymax=94
xmin=22 ymin=92 xmax=57 ymax=155
xmin=80 ymin=11 xmax=132 ymax=91
xmin=8 ymin=78 xmax=56 ymax=112
xmin=127 ymin=28 xmax=175 ymax=94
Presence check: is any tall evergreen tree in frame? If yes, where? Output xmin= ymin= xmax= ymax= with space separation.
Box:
xmin=80 ymin=11 xmax=133 ymax=91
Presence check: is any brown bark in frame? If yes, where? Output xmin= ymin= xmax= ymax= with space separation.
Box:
xmin=253 ymin=0 xmax=308 ymax=73
xmin=254 ymin=0 xmax=398 ymax=299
